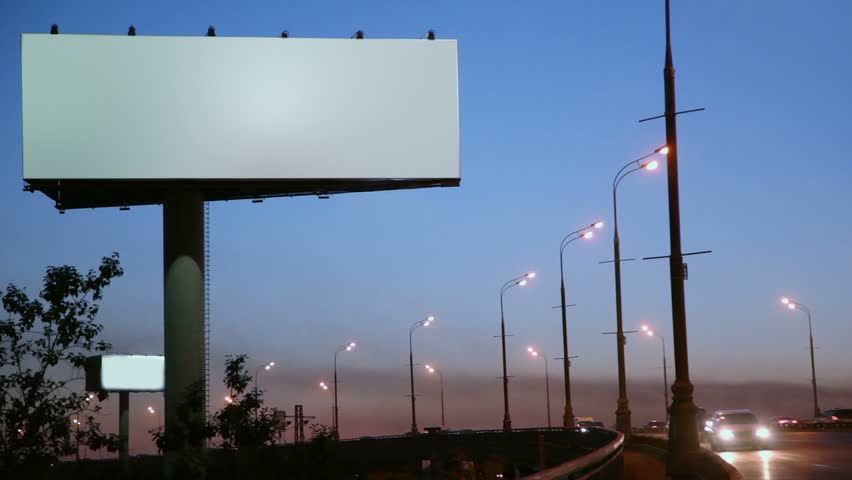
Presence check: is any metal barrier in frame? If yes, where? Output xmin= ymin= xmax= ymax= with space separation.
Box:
xmin=523 ymin=431 xmax=625 ymax=480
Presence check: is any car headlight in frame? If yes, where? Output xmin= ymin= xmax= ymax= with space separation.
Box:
xmin=719 ymin=429 xmax=734 ymax=440
xmin=705 ymin=420 xmax=713 ymax=427
xmin=756 ymin=427 xmax=770 ymax=439
xmin=579 ymin=427 xmax=588 ymax=433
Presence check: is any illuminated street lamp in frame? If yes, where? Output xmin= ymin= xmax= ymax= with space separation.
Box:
xmin=424 ymin=364 xmax=446 ymax=428
xmin=499 ymin=271 xmax=535 ymax=431
xmin=641 ymin=325 xmax=669 ymax=422
xmin=610 ymin=145 xmax=667 ymax=437
xmin=254 ymin=361 xmax=276 ymax=392
xmin=409 ymin=316 xmax=436 ymax=434
xmin=147 ymin=405 xmax=163 ymax=429
xmin=526 ymin=346 xmax=552 ymax=428
xmin=224 ymin=396 xmax=234 ymax=404
xmin=558 ymin=220 xmax=603 ymax=427
xmin=780 ymin=297 xmax=820 ymax=417
xmin=333 ymin=341 xmax=357 ymax=438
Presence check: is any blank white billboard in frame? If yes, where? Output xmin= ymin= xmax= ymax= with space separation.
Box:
xmin=101 ymin=355 xmax=165 ymax=392
xmin=22 ymin=34 xmax=459 ymax=181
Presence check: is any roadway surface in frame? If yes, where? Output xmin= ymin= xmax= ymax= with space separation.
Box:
xmin=712 ymin=431 xmax=852 ymax=480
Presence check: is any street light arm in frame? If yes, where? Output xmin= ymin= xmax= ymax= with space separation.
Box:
xmin=612 ymin=150 xmax=661 ymax=190
xmin=614 ymin=165 xmax=646 ymax=192
xmin=501 ymin=274 xmax=528 ymax=296
xmin=409 ymin=317 xmax=431 ymax=335
xmin=794 ymin=303 xmax=811 ymax=315
xmin=559 ymin=230 xmax=588 ymax=255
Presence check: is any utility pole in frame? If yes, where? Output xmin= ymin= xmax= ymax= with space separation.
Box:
xmin=661 ymin=0 xmax=700 ymax=476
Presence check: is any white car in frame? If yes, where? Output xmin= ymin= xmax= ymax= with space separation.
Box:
xmin=706 ymin=409 xmax=772 ymax=451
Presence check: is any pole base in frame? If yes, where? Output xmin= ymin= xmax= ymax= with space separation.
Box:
xmin=615 ymin=399 xmax=632 ymax=439
xmin=563 ymin=408 xmax=575 ymax=429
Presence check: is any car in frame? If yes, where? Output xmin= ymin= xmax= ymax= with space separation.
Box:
xmin=820 ymin=408 xmax=852 ymax=424
xmin=706 ymin=409 xmax=772 ymax=451
xmin=769 ymin=416 xmax=799 ymax=429
xmin=577 ymin=420 xmax=604 ymax=429
xmin=641 ymin=420 xmax=668 ymax=432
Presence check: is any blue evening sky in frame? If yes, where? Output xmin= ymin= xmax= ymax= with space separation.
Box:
xmin=2 ymin=1 xmax=851 ymax=441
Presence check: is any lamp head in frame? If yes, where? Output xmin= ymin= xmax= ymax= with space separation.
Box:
xmin=593 ymin=221 xmax=604 ymax=229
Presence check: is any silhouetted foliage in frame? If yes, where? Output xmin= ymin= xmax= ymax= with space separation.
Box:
xmin=148 ymin=380 xmax=215 ymax=478
xmin=0 ymin=254 xmax=123 ymax=466
xmin=213 ymin=354 xmax=277 ymax=450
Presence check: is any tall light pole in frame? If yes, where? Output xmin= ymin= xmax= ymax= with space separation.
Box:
xmin=559 ymin=221 xmax=604 ymax=427
xmin=333 ymin=342 xmax=356 ymax=438
xmin=661 ymin=1 xmax=701 ymax=475
xmin=526 ymin=347 xmax=552 ymax=428
xmin=641 ymin=325 xmax=669 ymax=422
xmin=409 ymin=316 xmax=435 ymax=434
xmin=72 ymin=416 xmax=81 ymax=461
xmin=252 ymin=361 xmax=275 ymax=420
xmin=611 ymin=145 xmax=667 ymax=437
xmin=499 ymin=271 xmax=536 ymax=431
xmin=781 ymin=297 xmax=820 ymax=417
xmin=254 ymin=361 xmax=275 ymax=393
xmin=425 ymin=364 xmax=446 ymax=428
xmin=318 ymin=381 xmax=331 ymax=427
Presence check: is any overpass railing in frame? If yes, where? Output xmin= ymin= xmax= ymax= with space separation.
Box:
xmin=523 ymin=430 xmax=624 ymax=480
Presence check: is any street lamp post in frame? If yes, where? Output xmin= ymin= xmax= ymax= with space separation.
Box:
xmin=409 ymin=316 xmax=435 ymax=434
xmin=319 ymin=381 xmax=331 ymax=426
xmin=425 ymin=364 xmax=446 ymax=428
xmin=72 ymin=416 xmax=80 ymax=461
xmin=333 ymin=342 xmax=356 ymax=438
xmin=641 ymin=325 xmax=669 ymax=422
xmin=526 ymin=347 xmax=552 ymax=428
xmin=254 ymin=361 xmax=275 ymax=393
xmin=253 ymin=361 xmax=275 ymax=419
xmin=611 ymin=145 xmax=667 ymax=437
xmin=559 ymin=221 xmax=603 ymax=428
xmin=781 ymin=297 xmax=820 ymax=417
xmin=500 ymin=271 xmax=536 ymax=431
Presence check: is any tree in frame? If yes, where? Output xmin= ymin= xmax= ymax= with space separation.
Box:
xmin=213 ymin=354 xmax=278 ymax=450
xmin=0 ymin=254 xmax=123 ymax=466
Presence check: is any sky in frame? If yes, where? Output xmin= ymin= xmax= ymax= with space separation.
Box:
xmin=2 ymin=0 xmax=852 ymax=454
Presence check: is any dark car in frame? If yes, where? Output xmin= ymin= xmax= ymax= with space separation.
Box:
xmin=818 ymin=408 xmax=852 ymax=425
xmin=769 ymin=416 xmax=799 ymax=429
xmin=577 ymin=420 xmax=604 ymax=429
xmin=641 ymin=420 xmax=668 ymax=432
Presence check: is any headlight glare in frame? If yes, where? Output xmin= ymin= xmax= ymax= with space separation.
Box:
xmin=719 ymin=429 xmax=734 ymax=441
xmin=756 ymin=427 xmax=770 ymax=439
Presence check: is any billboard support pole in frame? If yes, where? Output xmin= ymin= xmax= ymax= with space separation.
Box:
xmin=119 ymin=391 xmax=129 ymax=464
xmin=163 ymin=191 xmax=206 ymax=477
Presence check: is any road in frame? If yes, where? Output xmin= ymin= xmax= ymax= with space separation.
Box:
xmin=713 ymin=431 xmax=852 ymax=480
